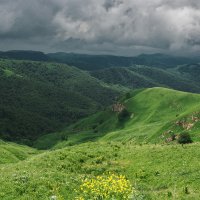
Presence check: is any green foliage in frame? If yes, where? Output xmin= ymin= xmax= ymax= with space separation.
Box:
xmin=118 ymin=109 xmax=130 ymax=122
xmin=177 ymin=132 xmax=193 ymax=144
xmin=0 ymin=141 xmax=38 ymax=164
xmin=35 ymin=87 xmax=200 ymax=149
xmin=91 ymin=66 xmax=200 ymax=93
xmin=0 ymin=59 xmax=119 ymax=143
xmin=125 ymin=92 xmax=131 ymax=99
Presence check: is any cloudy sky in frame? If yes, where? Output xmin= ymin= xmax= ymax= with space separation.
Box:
xmin=0 ymin=0 xmax=200 ymax=56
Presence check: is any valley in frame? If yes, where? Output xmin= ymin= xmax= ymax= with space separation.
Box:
xmin=0 ymin=54 xmax=200 ymax=200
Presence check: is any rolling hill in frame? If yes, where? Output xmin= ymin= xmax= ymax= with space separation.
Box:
xmin=0 ymin=140 xmax=38 ymax=164
xmin=0 ymin=55 xmax=199 ymax=146
xmin=34 ymin=87 xmax=200 ymax=149
xmin=1 ymin=87 xmax=200 ymax=199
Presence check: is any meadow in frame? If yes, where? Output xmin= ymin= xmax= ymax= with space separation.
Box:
xmin=0 ymin=141 xmax=200 ymax=199
xmin=1 ymin=87 xmax=200 ymax=199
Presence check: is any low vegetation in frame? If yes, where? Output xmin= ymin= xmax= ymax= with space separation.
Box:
xmin=0 ymin=141 xmax=200 ymax=199
xmin=34 ymin=87 xmax=200 ymax=149
xmin=177 ymin=132 xmax=193 ymax=144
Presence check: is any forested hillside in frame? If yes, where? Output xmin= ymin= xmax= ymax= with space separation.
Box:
xmin=0 ymin=55 xmax=199 ymax=145
xmin=0 ymin=59 xmax=119 ymax=143
xmin=0 ymin=50 xmax=199 ymax=70
xmin=47 ymin=52 xmax=200 ymax=70
xmin=91 ymin=66 xmax=200 ymax=93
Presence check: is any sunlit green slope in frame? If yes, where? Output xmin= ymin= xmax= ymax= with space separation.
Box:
xmin=35 ymin=87 xmax=200 ymax=149
xmin=0 ymin=140 xmax=38 ymax=164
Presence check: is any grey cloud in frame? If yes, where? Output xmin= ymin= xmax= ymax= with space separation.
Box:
xmin=0 ymin=0 xmax=200 ymax=55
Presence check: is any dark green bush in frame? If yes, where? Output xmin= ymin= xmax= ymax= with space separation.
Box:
xmin=118 ymin=109 xmax=130 ymax=122
xmin=125 ymin=92 xmax=131 ymax=99
xmin=177 ymin=132 xmax=192 ymax=144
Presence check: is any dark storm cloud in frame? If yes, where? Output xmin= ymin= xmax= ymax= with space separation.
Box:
xmin=0 ymin=0 xmax=200 ymax=55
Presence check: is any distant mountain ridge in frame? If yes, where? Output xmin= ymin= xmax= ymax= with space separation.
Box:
xmin=33 ymin=52 xmax=200 ymax=70
xmin=91 ymin=66 xmax=200 ymax=93
xmin=0 ymin=50 xmax=199 ymax=70
xmin=0 ymin=50 xmax=48 ymax=61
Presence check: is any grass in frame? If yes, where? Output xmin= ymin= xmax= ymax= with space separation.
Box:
xmin=0 ymin=140 xmax=38 ymax=164
xmin=34 ymin=87 xmax=200 ymax=149
xmin=1 ymin=87 xmax=200 ymax=199
xmin=103 ymin=87 xmax=200 ymax=143
xmin=0 ymin=141 xmax=200 ymax=199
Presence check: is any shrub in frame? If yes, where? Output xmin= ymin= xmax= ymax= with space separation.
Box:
xmin=125 ymin=92 xmax=131 ymax=99
xmin=118 ymin=109 xmax=130 ymax=122
xmin=61 ymin=134 xmax=68 ymax=141
xmin=177 ymin=132 xmax=192 ymax=144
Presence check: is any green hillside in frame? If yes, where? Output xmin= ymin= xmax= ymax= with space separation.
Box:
xmin=0 ymin=55 xmax=199 ymax=147
xmin=1 ymin=87 xmax=200 ymax=199
xmin=177 ymin=64 xmax=200 ymax=84
xmin=91 ymin=66 xmax=200 ymax=93
xmin=34 ymin=87 xmax=200 ymax=149
xmin=0 ymin=59 xmax=119 ymax=143
xmin=0 ymin=140 xmax=38 ymax=164
xmin=1 ymin=141 xmax=200 ymax=199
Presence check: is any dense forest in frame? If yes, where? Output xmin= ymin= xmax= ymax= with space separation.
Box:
xmin=0 ymin=59 xmax=119 ymax=144
xmin=0 ymin=50 xmax=200 ymax=70
xmin=91 ymin=66 xmax=200 ymax=93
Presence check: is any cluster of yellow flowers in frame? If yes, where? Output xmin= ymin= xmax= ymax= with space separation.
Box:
xmin=76 ymin=173 xmax=134 ymax=200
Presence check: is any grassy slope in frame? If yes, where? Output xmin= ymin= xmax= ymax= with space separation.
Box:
xmin=103 ymin=87 xmax=200 ymax=142
xmin=0 ymin=140 xmax=38 ymax=164
xmin=34 ymin=87 xmax=200 ymax=149
xmin=0 ymin=142 xmax=200 ymax=199
xmin=1 ymin=87 xmax=200 ymax=199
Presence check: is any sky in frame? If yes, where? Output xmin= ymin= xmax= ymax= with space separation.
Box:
xmin=0 ymin=0 xmax=200 ymax=56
